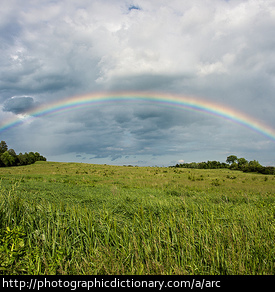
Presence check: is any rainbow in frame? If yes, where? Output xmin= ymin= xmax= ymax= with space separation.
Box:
xmin=1 ymin=91 xmax=275 ymax=141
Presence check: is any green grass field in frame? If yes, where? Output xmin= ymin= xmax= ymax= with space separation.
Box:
xmin=0 ymin=161 xmax=274 ymax=275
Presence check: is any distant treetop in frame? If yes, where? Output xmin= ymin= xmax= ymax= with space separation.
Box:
xmin=172 ymin=155 xmax=274 ymax=175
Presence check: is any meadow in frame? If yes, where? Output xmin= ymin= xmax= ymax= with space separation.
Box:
xmin=0 ymin=161 xmax=274 ymax=275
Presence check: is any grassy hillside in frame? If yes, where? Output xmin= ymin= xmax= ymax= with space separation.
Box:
xmin=0 ymin=161 xmax=274 ymax=274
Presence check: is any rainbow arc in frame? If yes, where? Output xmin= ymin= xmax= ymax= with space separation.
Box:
xmin=1 ymin=92 xmax=274 ymax=141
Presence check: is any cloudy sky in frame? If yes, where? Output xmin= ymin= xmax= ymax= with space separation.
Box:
xmin=0 ymin=0 xmax=275 ymax=166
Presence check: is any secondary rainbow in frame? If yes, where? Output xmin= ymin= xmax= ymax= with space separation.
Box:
xmin=1 ymin=91 xmax=275 ymax=141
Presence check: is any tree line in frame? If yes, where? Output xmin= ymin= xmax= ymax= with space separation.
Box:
xmin=173 ymin=155 xmax=275 ymax=175
xmin=0 ymin=141 xmax=46 ymax=167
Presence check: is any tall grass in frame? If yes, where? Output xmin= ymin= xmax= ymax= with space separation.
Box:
xmin=0 ymin=176 xmax=274 ymax=275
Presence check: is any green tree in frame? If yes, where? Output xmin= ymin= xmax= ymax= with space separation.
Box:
xmin=8 ymin=149 xmax=19 ymax=165
xmin=27 ymin=152 xmax=36 ymax=164
xmin=247 ymin=160 xmax=262 ymax=172
xmin=0 ymin=141 xmax=8 ymax=154
xmin=1 ymin=151 xmax=16 ymax=166
xmin=226 ymin=155 xmax=238 ymax=164
xmin=8 ymin=149 xmax=17 ymax=157
xmin=17 ymin=153 xmax=28 ymax=165
xmin=237 ymin=158 xmax=248 ymax=170
xmin=34 ymin=152 xmax=46 ymax=161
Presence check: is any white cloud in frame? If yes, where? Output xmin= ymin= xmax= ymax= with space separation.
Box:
xmin=197 ymin=61 xmax=226 ymax=76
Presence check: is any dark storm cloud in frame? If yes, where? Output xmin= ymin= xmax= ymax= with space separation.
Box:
xmin=3 ymin=96 xmax=36 ymax=114
xmin=48 ymin=103 xmax=216 ymax=163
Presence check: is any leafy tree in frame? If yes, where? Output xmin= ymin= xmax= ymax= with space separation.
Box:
xmin=34 ymin=152 xmax=46 ymax=161
xmin=237 ymin=158 xmax=248 ymax=170
xmin=0 ymin=141 xmax=8 ymax=154
xmin=17 ymin=153 xmax=28 ymax=165
xmin=226 ymin=155 xmax=238 ymax=164
xmin=1 ymin=151 xmax=16 ymax=166
xmin=229 ymin=162 xmax=238 ymax=170
xmin=246 ymin=160 xmax=262 ymax=172
xmin=8 ymin=149 xmax=17 ymax=157
xmin=27 ymin=152 xmax=36 ymax=164
xmin=8 ymin=149 xmax=19 ymax=165
xmin=259 ymin=166 xmax=275 ymax=175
